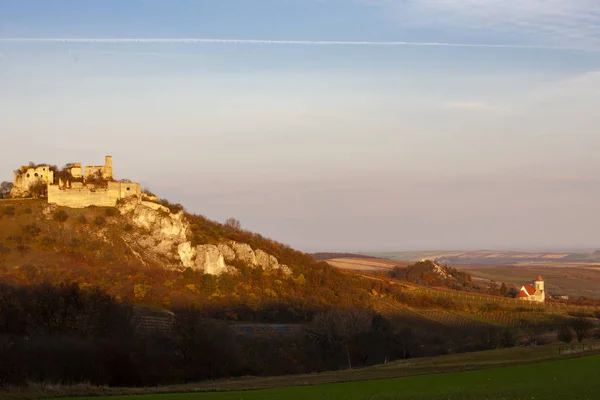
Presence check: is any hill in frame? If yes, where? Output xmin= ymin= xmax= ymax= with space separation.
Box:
xmin=0 ymin=198 xmax=373 ymax=320
xmin=367 ymin=249 xmax=600 ymax=266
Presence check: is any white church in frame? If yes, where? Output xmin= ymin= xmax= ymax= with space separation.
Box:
xmin=517 ymin=275 xmax=545 ymax=303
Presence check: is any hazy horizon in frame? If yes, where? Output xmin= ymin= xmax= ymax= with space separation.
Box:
xmin=2 ymin=1 xmax=600 ymax=253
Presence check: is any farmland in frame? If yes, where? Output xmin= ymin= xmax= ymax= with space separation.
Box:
xmin=328 ymin=253 xmax=600 ymax=299
xmin=459 ymin=265 xmax=600 ymax=299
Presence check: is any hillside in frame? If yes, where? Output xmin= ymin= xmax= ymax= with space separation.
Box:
xmin=0 ymin=198 xmax=373 ymax=320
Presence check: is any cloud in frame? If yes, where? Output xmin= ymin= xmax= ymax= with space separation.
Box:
xmin=369 ymin=0 xmax=600 ymax=50
xmin=0 ymin=37 xmax=594 ymax=52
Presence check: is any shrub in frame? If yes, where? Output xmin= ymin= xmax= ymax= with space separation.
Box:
xmin=0 ymin=242 xmax=10 ymax=255
xmin=123 ymin=223 xmax=133 ymax=232
xmin=157 ymin=198 xmax=184 ymax=214
xmin=24 ymin=208 xmax=32 ymax=214
xmin=22 ymin=224 xmax=41 ymax=240
xmin=78 ymin=215 xmax=88 ymax=224
xmin=105 ymin=208 xmax=118 ymax=217
xmin=40 ymin=236 xmax=56 ymax=248
xmin=2 ymin=206 xmax=15 ymax=216
xmin=558 ymin=324 xmax=574 ymax=343
xmin=94 ymin=216 xmax=106 ymax=226
xmin=53 ymin=209 xmax=68 ymax=223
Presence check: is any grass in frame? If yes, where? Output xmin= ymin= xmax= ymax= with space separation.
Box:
xmin=5 ymin=345 xmax=600 ymax=399
xmin=62 ymin=354 xmax=600 ymax=400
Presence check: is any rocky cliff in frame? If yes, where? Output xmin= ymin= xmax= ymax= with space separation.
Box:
xmin=117 ymin=198 xmax=290 ymax=275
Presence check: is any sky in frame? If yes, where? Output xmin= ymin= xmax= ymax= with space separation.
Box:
xmin=2 ymin=0 xmax=600 ymax=252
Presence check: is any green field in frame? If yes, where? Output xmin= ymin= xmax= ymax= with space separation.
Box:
xmin=67 ymin=354 xmax=600 ymax=400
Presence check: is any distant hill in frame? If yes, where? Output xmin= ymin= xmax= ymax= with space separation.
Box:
xmin=366 ymin=250 xmax=600 ymax=266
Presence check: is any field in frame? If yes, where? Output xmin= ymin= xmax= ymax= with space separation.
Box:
xmin=459 ymin=265 xmax=600 ymax=299
xmin=328 ymin=253 xmax=600 ymax=299
xmin=9 ymin=345 xmax=600 ymax=399
xmin=57 ymin=353 xmax=600 ymax=400
xmin=325 ymin=257 xmax=408 ymax=272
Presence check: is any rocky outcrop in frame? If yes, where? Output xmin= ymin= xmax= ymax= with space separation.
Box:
xmin=118 ymin=198 xmax=190 ymax=265
xmin=178 ymin=242 xmax=196 ymax=269
xmin=117 ymin=198 xmax=290 ymax=275
xmin=195 ymin=245 xmax=230 ymax=275
xmin=185 ymin=241 xmax=291 ymax=276
xmin=230 ymin=242 xmax=257 ymax=266
xmin=218 ymin=243 xmax=236 ymax=262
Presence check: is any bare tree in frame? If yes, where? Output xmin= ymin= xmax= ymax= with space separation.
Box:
xmin=307 ymin=309 xmax=372 ymax=369
xmin=28 ymin=179 xmax=47 ymax=198
xmin=571 ymin=317 xmax=594 ymax=343
xmin=224 ymin=217 xmax=242 ymax=231
xmin=0 ymin=181 xmax=13 ymax=199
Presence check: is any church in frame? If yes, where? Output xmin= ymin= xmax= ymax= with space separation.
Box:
xmin=517 ymin=275 xmax=545 ymax=303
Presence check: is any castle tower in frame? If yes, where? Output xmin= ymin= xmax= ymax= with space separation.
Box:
xmin=103 ymin=155 xmax=113 ymax=180
xmin=535 ymin=274 xmax=545 ymax=302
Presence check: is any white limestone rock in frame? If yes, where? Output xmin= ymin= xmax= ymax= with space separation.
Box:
xmin=230 ymin=241 xmax=257 ymax=266
xmin=218 ymin=243 xmax=236 ymax=262
xmin=268 ymin=255 xmax=280 ymax=270
xmin=178 ymin=242 xmax=196 ymax=269
xmin=255 ymin=249 xmax=271 ymax=269
xmin=196 ymin=244 xmax=228 ymax=275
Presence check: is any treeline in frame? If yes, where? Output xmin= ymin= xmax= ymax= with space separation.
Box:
xmin=0 ymin=282 xmax=522 ymax=388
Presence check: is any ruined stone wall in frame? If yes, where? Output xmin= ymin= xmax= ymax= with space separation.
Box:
xmin=48 ymin=181 xmax=141 ymax=209
xmin=120 ymin=182 xmax=141 ymax=198
xmin=11 ymin=166 xmax=54 ymax=197
xmin=84 ymin=156 xmax=113 ymax=180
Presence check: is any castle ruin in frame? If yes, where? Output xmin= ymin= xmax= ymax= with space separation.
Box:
xmin=11 ymin=156 xmax=142 ymax=208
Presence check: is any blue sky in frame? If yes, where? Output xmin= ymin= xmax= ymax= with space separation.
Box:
xmin=2 ymin=0 xmax=600 ymax=252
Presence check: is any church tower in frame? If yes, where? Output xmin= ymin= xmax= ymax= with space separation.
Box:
xmin=535 ymin=275 xmax=545 ymax=302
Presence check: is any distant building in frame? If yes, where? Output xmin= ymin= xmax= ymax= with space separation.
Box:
xmin=517 ymin=275 xmax=545 ymax=303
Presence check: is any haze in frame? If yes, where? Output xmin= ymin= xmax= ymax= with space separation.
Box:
xmin=2 ymin=0 xmax=600 ymax=252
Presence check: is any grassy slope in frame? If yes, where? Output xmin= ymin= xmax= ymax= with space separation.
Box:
xmin=68 ymin=352 xmax=600 ymax=400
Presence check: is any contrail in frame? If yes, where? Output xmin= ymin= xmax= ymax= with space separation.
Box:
xmin=0 ymin=37 xmax=593 ymax=51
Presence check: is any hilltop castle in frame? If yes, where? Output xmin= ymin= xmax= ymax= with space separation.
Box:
xmin=11 ymin=156 xmax=142 ymax=208
xmin=517 ymin=275 xmax=545 ymax=303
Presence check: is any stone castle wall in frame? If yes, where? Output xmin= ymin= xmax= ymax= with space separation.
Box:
xmin=48 ymin=181 xmax=141 ymax=209
xmin=11 ymin=166 xmax=54 ymax=197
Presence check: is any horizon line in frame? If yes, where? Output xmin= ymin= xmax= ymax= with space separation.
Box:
xmin=0 ymin=37 xmax=596 ymax=52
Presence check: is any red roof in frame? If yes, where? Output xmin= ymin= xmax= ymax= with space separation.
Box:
xmin=536 ymin=274 xmax=544 ymax=281
xmin=523 ymin=285 xmax=536 ymax=295
xmin=517 ymin=289 xmax=529 ymax=298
